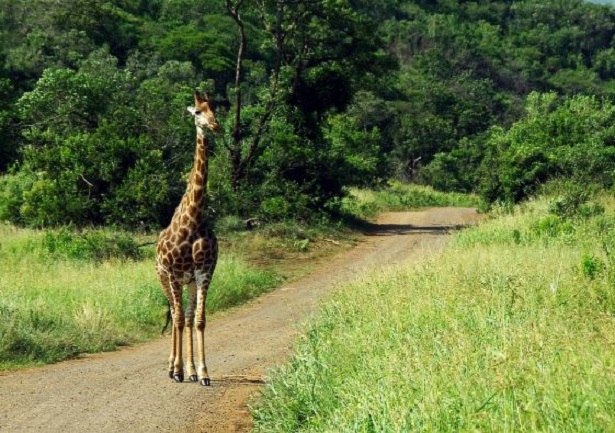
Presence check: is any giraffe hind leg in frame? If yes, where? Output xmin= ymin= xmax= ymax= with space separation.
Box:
xmin=166 ymin=278 xmax=185 ymax=383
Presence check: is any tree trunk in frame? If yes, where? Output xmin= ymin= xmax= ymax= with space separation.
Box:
xmin=226 ymin=0 xmax=246 ymax=191
xmin=227 ymin=0 xmax=286 ymax=190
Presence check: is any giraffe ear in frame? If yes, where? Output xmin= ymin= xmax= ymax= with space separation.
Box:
xmin=195 ymin=89 xmax=211 ymax=104
xmin=194 ymin=89 xmax=209 ymax=104
xmin=187 ymin=106 xmax=197 ymax=116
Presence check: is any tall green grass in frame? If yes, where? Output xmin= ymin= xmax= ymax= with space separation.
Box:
xmin=253 ymin=193 xmax=615 ymax=432
xmin=343 ymin=182 xmax=479 ymax=219
xmin=0 ymin=224 xmax=281 ymax=369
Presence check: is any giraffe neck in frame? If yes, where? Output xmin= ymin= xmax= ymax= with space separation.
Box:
xmin=172 ymin=128 xmax=208 ymax=229
xmin=188 ymin=128 xmax=208 ymax=199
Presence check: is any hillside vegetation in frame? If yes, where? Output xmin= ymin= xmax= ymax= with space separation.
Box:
xmin=2 ymin=0 xmax=615 ymax=227
xmin=253 ymin=186 xmax=615 ymax=432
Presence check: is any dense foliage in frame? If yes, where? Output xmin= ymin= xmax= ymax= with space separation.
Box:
xmin=1 ymin=0 xmax=615 ymax=227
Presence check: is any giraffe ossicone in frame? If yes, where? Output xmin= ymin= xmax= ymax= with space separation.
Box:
xmin=156 ymin=89 xmax=219 ymax=386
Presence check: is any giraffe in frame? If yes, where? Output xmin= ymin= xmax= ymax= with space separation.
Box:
xmin=156 ymin=89 xmax=219 ymax=386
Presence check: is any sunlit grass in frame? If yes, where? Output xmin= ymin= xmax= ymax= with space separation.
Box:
xmin=253 ymin=193 xmax=615 ymax=432
xmin=343 ymin=181 xmax=479 ymax=219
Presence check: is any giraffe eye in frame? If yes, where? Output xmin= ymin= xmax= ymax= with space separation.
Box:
xmin=194 ymin=110 xmax=202 ymax=115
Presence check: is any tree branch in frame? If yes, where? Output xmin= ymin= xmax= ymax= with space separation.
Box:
xmin=226 ymin=0 xmax=247 ymax=190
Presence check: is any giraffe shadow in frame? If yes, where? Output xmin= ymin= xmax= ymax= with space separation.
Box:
xmin=362 ymin=223 xmax=468 ymax=237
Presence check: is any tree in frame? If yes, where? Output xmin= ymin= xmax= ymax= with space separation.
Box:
xmin=11 ymin=49 xmax=199 ymax=227
xmin=211 ymin=0 xmax=394 ymax=217
xmin=226 ymin=0 xmax=249 ymax=191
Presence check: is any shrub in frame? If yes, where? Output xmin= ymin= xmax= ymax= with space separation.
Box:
xmin=580 ymin=253 xmax=605 ymax=280
xmin=479 ymin=92 xmax=615 ymax=205
xmin=5 ymin=50 xmax=197 ymax=229
xmin=0 ymin=172 xmax=32 ymax=224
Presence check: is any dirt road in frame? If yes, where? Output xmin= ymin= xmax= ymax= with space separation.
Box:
xmin=0 ymin=208 xmax=478 ymax=433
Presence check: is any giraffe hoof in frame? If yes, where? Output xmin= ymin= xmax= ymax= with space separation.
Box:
xmin=173 ymin=373 xmax=184 ymax=383
xmin=168 ymin=371 xmax=174 ymax=379
xmin=189 ymin=374 xmax=198 ymax=382
xmin=200 ymin=377 xmax=211 ymax=387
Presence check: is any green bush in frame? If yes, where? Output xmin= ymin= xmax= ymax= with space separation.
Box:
xmin=0 ymin=172 xmax=32 ymax=224
xmin=580 ymin=253 xmax=605 ymax=280
xmin=2 ymin=50 xmax=197 ymax=229
xmin=479 ymin=93 xmax=615 ymax=205
xmin=530 ymin=214 xmax=574 ymax=239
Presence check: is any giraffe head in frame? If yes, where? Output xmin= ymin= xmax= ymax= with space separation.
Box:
xmin=187 ymin=89 xmax=219 ymax=133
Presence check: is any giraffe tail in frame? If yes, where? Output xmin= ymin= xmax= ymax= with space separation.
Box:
xmin=161 ymin=300 xmax=172 ymax=335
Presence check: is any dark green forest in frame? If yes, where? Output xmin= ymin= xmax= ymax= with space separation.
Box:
xmin=1 ymin=0 xmax=615 ymax=228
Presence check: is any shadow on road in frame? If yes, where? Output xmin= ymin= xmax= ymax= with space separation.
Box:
xmin=363 ymin=222 xmax=468 ymax=236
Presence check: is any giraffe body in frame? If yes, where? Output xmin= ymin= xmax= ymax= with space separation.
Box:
xmin=156 ymin=90 xmax=219 ymax=386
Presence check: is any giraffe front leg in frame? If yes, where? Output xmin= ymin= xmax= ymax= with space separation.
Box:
xmin=184 ymin=282 xmax=198 ymax=382
xmin=173 ymin=315 xmax=185 ymax=382
xmin=184 ymin=326 xmax=197 ymax=382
